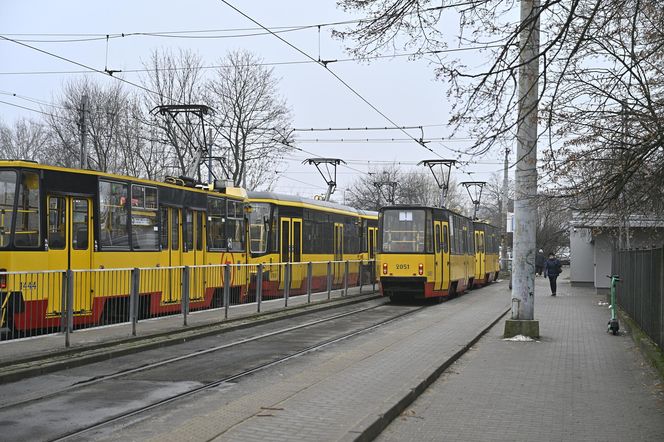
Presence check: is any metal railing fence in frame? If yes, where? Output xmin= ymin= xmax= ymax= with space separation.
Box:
xmin=0 ymin=259 xmax=377 ymax=347
xmin=612 ymin=247 xmax=664 ymax=349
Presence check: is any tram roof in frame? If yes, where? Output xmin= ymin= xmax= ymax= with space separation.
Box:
xmin=0 ymin=160 xmax=248 ymax=200
xmin=248 ymin=191 xmax=377 ymax=218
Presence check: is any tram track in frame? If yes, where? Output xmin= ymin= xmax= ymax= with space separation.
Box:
xmin=0 ymin=300 xmax=388 ymax=412
xmin=0 ymin=299 xmax=429 ymax=442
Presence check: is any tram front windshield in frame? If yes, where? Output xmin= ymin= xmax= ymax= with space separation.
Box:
xmin=381 ymin=209 xmax=428 ymax=253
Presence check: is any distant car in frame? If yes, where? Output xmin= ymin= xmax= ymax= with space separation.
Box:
xmin=558 ymin=253 xmax=570 ymax=266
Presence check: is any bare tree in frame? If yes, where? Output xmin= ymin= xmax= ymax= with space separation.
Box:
xmin=345 ymin=163 xmax=467 ymax=212
xmin=206 ymin=49 xmax=294 ymax=190
xmin=476 ymin=171 xmax=513 ymax=228
xmin=536 ymin=194 xmax=570 ymax=254
xmin=141 ymin=48 xmax=207 ymax=180
xmin=45 ymin=77 xmax=130 ymax=172
xmin=114 ymin=96 xmax=170 ymax=180
xmin=0 ymin=118 xmax=49 ymax=161
xmin=334 ymin=1 xmax=664 ymax=216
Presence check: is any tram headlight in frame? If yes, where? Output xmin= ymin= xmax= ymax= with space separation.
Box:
xmin=0 ymin=269 xmax=6 ymax=289
xmin=382 ymin=263 xmax=388 ymax=275
xmin=418 ymin=263 xmax=424 ymax=275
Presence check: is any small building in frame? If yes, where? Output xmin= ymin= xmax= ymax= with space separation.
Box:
xmin=570 ymin=212 xmax=664 ymax=292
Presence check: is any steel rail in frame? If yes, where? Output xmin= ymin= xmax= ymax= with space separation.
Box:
xmin=0 ymin=298 xmax=388 ymax=411
xmin=51 ymin=303 xmax=426 ymax=441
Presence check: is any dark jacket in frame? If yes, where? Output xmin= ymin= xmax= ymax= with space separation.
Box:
xmin=544 ymin=258 xmax=562 ymax=277
xmin=535 ymin=252 xmax=545 ymax=267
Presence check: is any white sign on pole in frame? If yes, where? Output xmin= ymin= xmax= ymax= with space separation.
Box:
xmin=506 ymin=212 xmax=514 ymax=233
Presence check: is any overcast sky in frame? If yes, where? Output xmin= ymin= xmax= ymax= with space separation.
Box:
xmin=0 ymin=1 xmax=512 ymax=201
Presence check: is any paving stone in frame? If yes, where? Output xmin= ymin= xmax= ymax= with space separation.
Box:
xmin=377 ymin=274 xmax=664 ymax=442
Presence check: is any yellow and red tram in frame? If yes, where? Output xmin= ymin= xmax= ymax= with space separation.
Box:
xmin=377 ymin=205 xmax=477 ymax=301
xmin=472 ymin=221 xmax=500 ymax=287
xmin=0 ymin=160 xmax=248 ymax=335
xmin=246 ymin=191 xmax=377 ymax=298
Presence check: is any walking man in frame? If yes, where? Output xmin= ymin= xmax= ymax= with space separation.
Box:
xmin=544 ymin=252 xmax=562 ymax=296
xmin=535 ymin=249 xmax=545 ymax=276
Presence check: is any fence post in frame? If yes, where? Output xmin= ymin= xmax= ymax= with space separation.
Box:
xmin=660 ymin=248 xmax=664 ymax=349
xmin=284 ymin=262 xmax=291 ymax=307
xmin=223 ymin=265 xmax=231 ymax=320
xmin=256 ymin=264 xmax=263 ymax=313
xmin=327 ymin=261 xmax=332 ymax=300
xmin=130 ymin=268 xmax=140 ymax=336
xmin=64 ymin=269 xmax=74 ymax=348
xmin=372 ymin=259 xmax=377 ymax=293
xmin=359 ymin=260 xmax=364 ymax=294
xmin=344 ymin=260 xmax=349 ymax=296
xmin=60 ymin=271 xmax=68 ymax=334
xmin=182 ymin=266 xmax=190 ymax=326
xmin=307 ymin=262 xmax=313 ymax=304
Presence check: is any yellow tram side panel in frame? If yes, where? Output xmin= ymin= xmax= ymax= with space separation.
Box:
xmin=449 ymin=253 xmax=470 ymax=291
xmin=0 ymin=250 xmax=64 ymax=318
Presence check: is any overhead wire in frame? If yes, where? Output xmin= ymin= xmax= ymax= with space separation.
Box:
xmin=218 ymin=0 xmax=444 ymax=161
xmin=0 ymin=45 xmax=501 ymax=76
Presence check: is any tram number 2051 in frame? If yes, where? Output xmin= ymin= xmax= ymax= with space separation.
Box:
xmin=395 ymin=264 xmax=410 ymax=270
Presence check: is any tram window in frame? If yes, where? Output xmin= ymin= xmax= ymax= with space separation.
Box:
xmin=271 ymin=206 xmax=279 ymax=252
xmin=130 ymin=184 xmax=158 ymax=250
xmin=184 ymin=210 xmax=194 ymax=252
xmin=425 ymin=211 xmax=433 ymax=253
xmin=72 ymin=199 xmax=88 ymax=250
xmin=48 ymin=196 xmax=66 ymax=250
xmin=381 ymin=209 xmax=426 ymax=253
xmin=99 ymin=180 xmax=129 ymax=249
xmin=249 ymin=203 xmax=271 ymax=254
xmin=160 ymin=207 xmax=168 ymax=250
xmin=435 ymin=224 xmax=441 ymax=253
xmin=0 ymin=170 xmax=16 ymax=248
xmin=226 ymin=200 xmax=245 ymax=252
xmin=442 ymin=225 xmax=449 ymax=253
xmin=207 ymin=197 xmax=226 ymax=250
xmin=171 ymin=209 xmax=179 ymax=250
xmin=14 ymin=171 xmax=40 ymax=248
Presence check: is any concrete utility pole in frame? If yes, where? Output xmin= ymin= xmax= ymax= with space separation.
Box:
xmin=500 ymin=147 xmax=510 ymax=269
xmin=79 ymin=94 xmax=88 ymax=169
xmin=504 ymin=0 xmax=540 ymax=338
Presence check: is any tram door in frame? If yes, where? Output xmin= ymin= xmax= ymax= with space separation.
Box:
xmin=164 ymin=207 xmax=181 ymax=304
xmin=441 ymin=222 xmax=450 ymax=293
xmin=333 ymin=223 xmax=344 ymax=285
xmin=475 ymin=230 xmax=485 ymax=282
xmin=434 ymin=221 xmax=443 ymax=291
xmin=46 ymin=196 xmax=93 ymax=315
xmin=181 ymin=210 xmax=206 ymax=301
xmin=368 ymin=226 xmax=377 ymax=282
xmin=280 ymin=217 xmax=303 ymax=290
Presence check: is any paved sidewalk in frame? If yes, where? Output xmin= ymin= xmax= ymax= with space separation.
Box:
xmin=378 ymin=271 xmax=664 ymax=441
